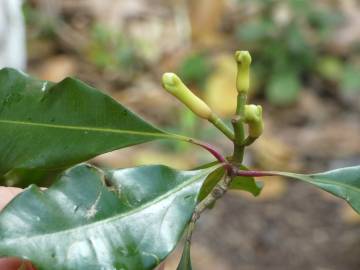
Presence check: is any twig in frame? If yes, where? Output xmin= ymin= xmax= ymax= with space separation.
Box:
xmin=189 ymin=139 xmax=228 ymax=165
xmin=233 ymin=167 xmax=275 ymax=177
xmin=208 ymin=113 xmax=235 ymax=141
xmin=185 ymin=174 xmax=232 ymax=243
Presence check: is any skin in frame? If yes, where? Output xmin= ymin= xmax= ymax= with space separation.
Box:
xmin=0 ymin=187 xmax=36 ymax=270
xmin=0 ymin=187 xmax=166 ymax=270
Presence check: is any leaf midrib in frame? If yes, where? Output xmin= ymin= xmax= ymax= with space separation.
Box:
xmin=0 ymin=119 xmax=184 ymax=141
xmin=278 ymin=172 xmax=360 ymax=194
xmin=0 ymin=167 xmax=216 ymax=244
xmin=308 ymin=177 xmax=360 ymax=194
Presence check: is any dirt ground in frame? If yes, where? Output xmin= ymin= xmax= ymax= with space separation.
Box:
xmin=187 ymin=183 xmax=360 ymax=270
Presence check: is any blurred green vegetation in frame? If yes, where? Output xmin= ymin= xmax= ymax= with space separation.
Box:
xmin=177 ymin=52 xmax=212 ymax=88
xmin=168 ymin=0 xmax=360 ymax=108
xmin=235 ymin=0 xmax=360 ymax=105
xmin=22 ymin=2 xmax=57 ymax=38
xmin=87 ymin=24 xmax=141 ymax=75
xmin=23 ymin=0 xmax=360 ymax=108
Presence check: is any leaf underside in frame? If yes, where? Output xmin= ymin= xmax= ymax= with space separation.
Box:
xmin=0 ymin=68 xmax=168 ymax=175
xmin=276 ymin=166 xmax=360 ymax=213
xmin=0 ymin=164 xmax=219 ymax=270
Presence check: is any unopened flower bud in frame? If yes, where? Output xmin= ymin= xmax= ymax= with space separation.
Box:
xmin=235 ymin=51 xmax=252 ymax=94
xmin=162 ymin=72 xmax=212 ymax=119
xmin=244 ymin=104 xmax=263 ymax=138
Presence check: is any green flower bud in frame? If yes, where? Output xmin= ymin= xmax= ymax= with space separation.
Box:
xmin=244 ymin=104 xmax=261 ymax=122
xmin=235 ymin=51 xmax=252 ymax=94
xmin=244 ymin=104 xmax=263 ymax=138
xmin=162 ymin=72 xmax=212 ymax=119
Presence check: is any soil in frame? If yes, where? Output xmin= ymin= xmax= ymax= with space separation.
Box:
xmin=190 ymin=182 xmax=360 ymax=270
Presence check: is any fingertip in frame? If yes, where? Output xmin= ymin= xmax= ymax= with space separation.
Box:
xmin=0 ymin=257 xmax=36 ymax=270
xmin=0 ymin=187 xmax=23 ymax=211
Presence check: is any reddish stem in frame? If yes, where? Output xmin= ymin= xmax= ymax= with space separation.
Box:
xmin=188 ymin=139 xmax=278 ymax=178
xmin=189 ymin=139 xmax=228 ymax=164
xmin=233 ymin=168 xmax=275 ymax=177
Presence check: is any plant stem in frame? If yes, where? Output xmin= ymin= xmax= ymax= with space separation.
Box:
xmin=189 ymin=139 xmax=228 ymax=165
xmin=241 ymin=136 xmax=257 ymax=147
xmin=185 ymin=175 xmax=231 ymax=242
xmin=232 ymin=93 xmax=247 ymax=163
xmin=236 ymin=92 xmax=247 ymax=116
xmin=185 ymin=215 xmax=196 ymax=243
xmin=233 ymin=167 xmax=276 ymax=177
xmin=165 ymin=133 xmax=229 ymax=165
xmin=208 ymin=113 xmax=235 ymax=141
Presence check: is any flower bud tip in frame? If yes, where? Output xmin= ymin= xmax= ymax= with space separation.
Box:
xmin=235 ymin=51 xmax=252 ymax=66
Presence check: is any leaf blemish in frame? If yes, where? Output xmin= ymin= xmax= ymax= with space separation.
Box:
xmin=183 ymin=194 xmax=193 ymax=200
xmin=85 ymin=192 xmax=102 ymax=219
xmin=41 ymin=81 xmax=48 ymax=92
xmin=141 ymin=251 xmax=160 ymax=265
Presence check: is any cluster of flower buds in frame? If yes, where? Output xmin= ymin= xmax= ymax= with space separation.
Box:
xmin=235 ymin=50 xmax=263 ymax=139
xmin=161 ymin=50 xmax=264 ymax=143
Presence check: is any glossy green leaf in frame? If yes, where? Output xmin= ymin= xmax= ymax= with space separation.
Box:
xmin=176 ymin=241 xmax=192 ymax=270
xmin=230 ymin=176 xmax=263 ymax=196
xmin=198 ymin=165 xmax=263 ymax=200
xmin=0 ymin=68 xmax=185 ymax=175
xmin=1 ymin=168 xmax=61 ymax=188
xmin=192 ymin=160 xmax=220 ymax=170
xmin=0 ymin=163 xmax=219 ymax=270
xmin=274 ymin=166 xmax=360 ymax=213
xmin=198 ymin=167 xmax=225 ymax=201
